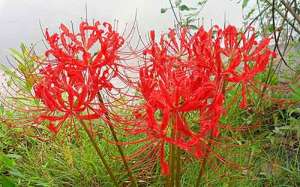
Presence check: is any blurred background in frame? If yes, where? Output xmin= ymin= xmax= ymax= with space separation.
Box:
xmin=0 ymin=0 xmax=242 ymax=57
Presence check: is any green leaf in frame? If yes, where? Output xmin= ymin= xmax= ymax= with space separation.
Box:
xmin=175 ymin=0 xmax=182 ymax=6
xmin=0 ymin=64 xmax=17 ymax=79
xmin=0 ymin=154 xmax=15 ymax=168
xmin=7 ymin=79 xmax=13 ymax=87
xmin=189 ymin=25 xmax=198 ymax=30
xmin=245 ymin=8 xmax=255 ymax=20
xmin=198 ymin=0 xmax=207 ymax=6
xmin=9 ymin=168 xmax=24 ymax=178
xmin=160 ymin=8 xmax=167 ymax=14
xmin=0 ymin=176 xmax=16 ymax=187
xmin=0 ymin=105 xmax=4 ymax=115
xmin=267 ymin=24 xmax=275 ymax=33
xmin=33 ymin=98 xmax=41 ymax=106
xmin=242 ymin=0 xmax=250 ymax=9
xmin=6 ymin=154 xmax=22 ymax=160
xmin=25 ymin=81 xmax=33 ymax=92
xmin=179 ymin=4 xmax=189 ymax=11
xmin=290 ymin=84 xmax=300 ymax=101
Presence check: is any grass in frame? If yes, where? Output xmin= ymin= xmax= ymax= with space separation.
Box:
xmin=0 ymin=93 xmax=299 ymax=187
xmin=0 ymin=47 xmax=299 ymax=186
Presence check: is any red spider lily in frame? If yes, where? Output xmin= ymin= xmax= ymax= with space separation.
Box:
xmin=124 ymin=29 xmax=224 ymax=175
xmin=45 ymin=21 xmax=124 ymax=73
xmin=0 ymin=21 xmax=136 ymax=185
xmin=2 ymin=21 xmax=125 ymax=137
xmin=33 ymin=64 xmax=106 ymax=134
xmin=0 ymin=19 xmax=276 ymax=182
xmin=32 ymin=21 xmax=137 ymax=185
xmin=191 ymin=25 xmax=276 ymax=108
xmin=124 ymin=25 xmax=275 ymax=175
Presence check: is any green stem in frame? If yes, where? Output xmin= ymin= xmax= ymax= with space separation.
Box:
xmin=166 ymin=115 xmax=176 ymax=187
xmin=165 ymin=174 xmax=171 ymax=187
xmin=108 ymin=123 xmax=138 ymax=187
xmin=79 ymin=120 xmax=119 ymax=187
xmin=175 ymin=145 xmax=181 ymax=187
xmin=195 ymin=133 xmax=212 ymax=187
xmin=195 ymin=157 xmax=207 ymax=186
xmin=169 ymin=141 xmax=176 ymax=187
xmin=196 ymin=80 xmax=226 ymax=186
xmin=97 ymin=93 xmax=138 ymax=187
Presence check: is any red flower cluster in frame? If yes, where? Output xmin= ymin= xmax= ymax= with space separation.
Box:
xmin=192 ymin=26 xmax=275 ymax=108
xmin=1 ymin=20 xmax=275 ymax=178
xmin=126 ymin=25 xmax=275 ymax=175
xmin=33 ymin=21 xmax=124 ymax=134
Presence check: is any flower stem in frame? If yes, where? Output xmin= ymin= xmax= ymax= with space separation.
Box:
xmin=171 ymin=144 xmax=176 ymax=186
xmin=195 ymin=152 xmax=208 ymax=186
xmin=79 ymin=119 xmax=119 ymax=187
xmin=168 ymin=115 xmax=176 ymax=187
xmin=107 ymin=122 xmax=138 ymax=187
xmin=97 ymin=93 xmax=138 ymax=187
xmin=175 ymin=137 xmax=181 ymax=187
xmin=195 ymin=131 xmax=213 ymax=187
xmin=196 ymin=80 xmax=225 ymax=186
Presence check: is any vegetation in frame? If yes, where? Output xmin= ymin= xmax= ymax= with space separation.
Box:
xmin=0 ymin=0 xmax=299 ymax=186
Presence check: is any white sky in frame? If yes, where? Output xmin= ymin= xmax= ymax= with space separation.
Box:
xmin=0 ymin=0 xmax=243 ymax=93
xmin=0 ymin=0 xmax=242 ymax=57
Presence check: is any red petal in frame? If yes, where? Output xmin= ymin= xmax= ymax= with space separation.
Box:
xmin=48 ymin=123 xmax=58 ymax=133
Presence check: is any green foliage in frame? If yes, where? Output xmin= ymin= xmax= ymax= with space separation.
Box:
xmin=0 ymin=154 xmax=15 ymax=183
xmin=290 ymin=84 xmax=300 ymax=101
xmin=242 ymin=0 xmax=250 ymax=9
xmin=160 ymin=0 xmax=207 ymax=30
xmin=1 ymin=62 xmax=298 ymax=186
xmin=0 ymin=152 xmax=22 ymax=187
xmin=0 ymin=105 xmax=4 ymax=115
xmin=0 ymin=43 xmax=40 ymax=92
xmin=160 ymin=8 xmax=167 ymax=14
xmin=241 ymin=0 xmax=300 ymax=40
xmin=179 ymin=4 xmax=189 ymax=11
